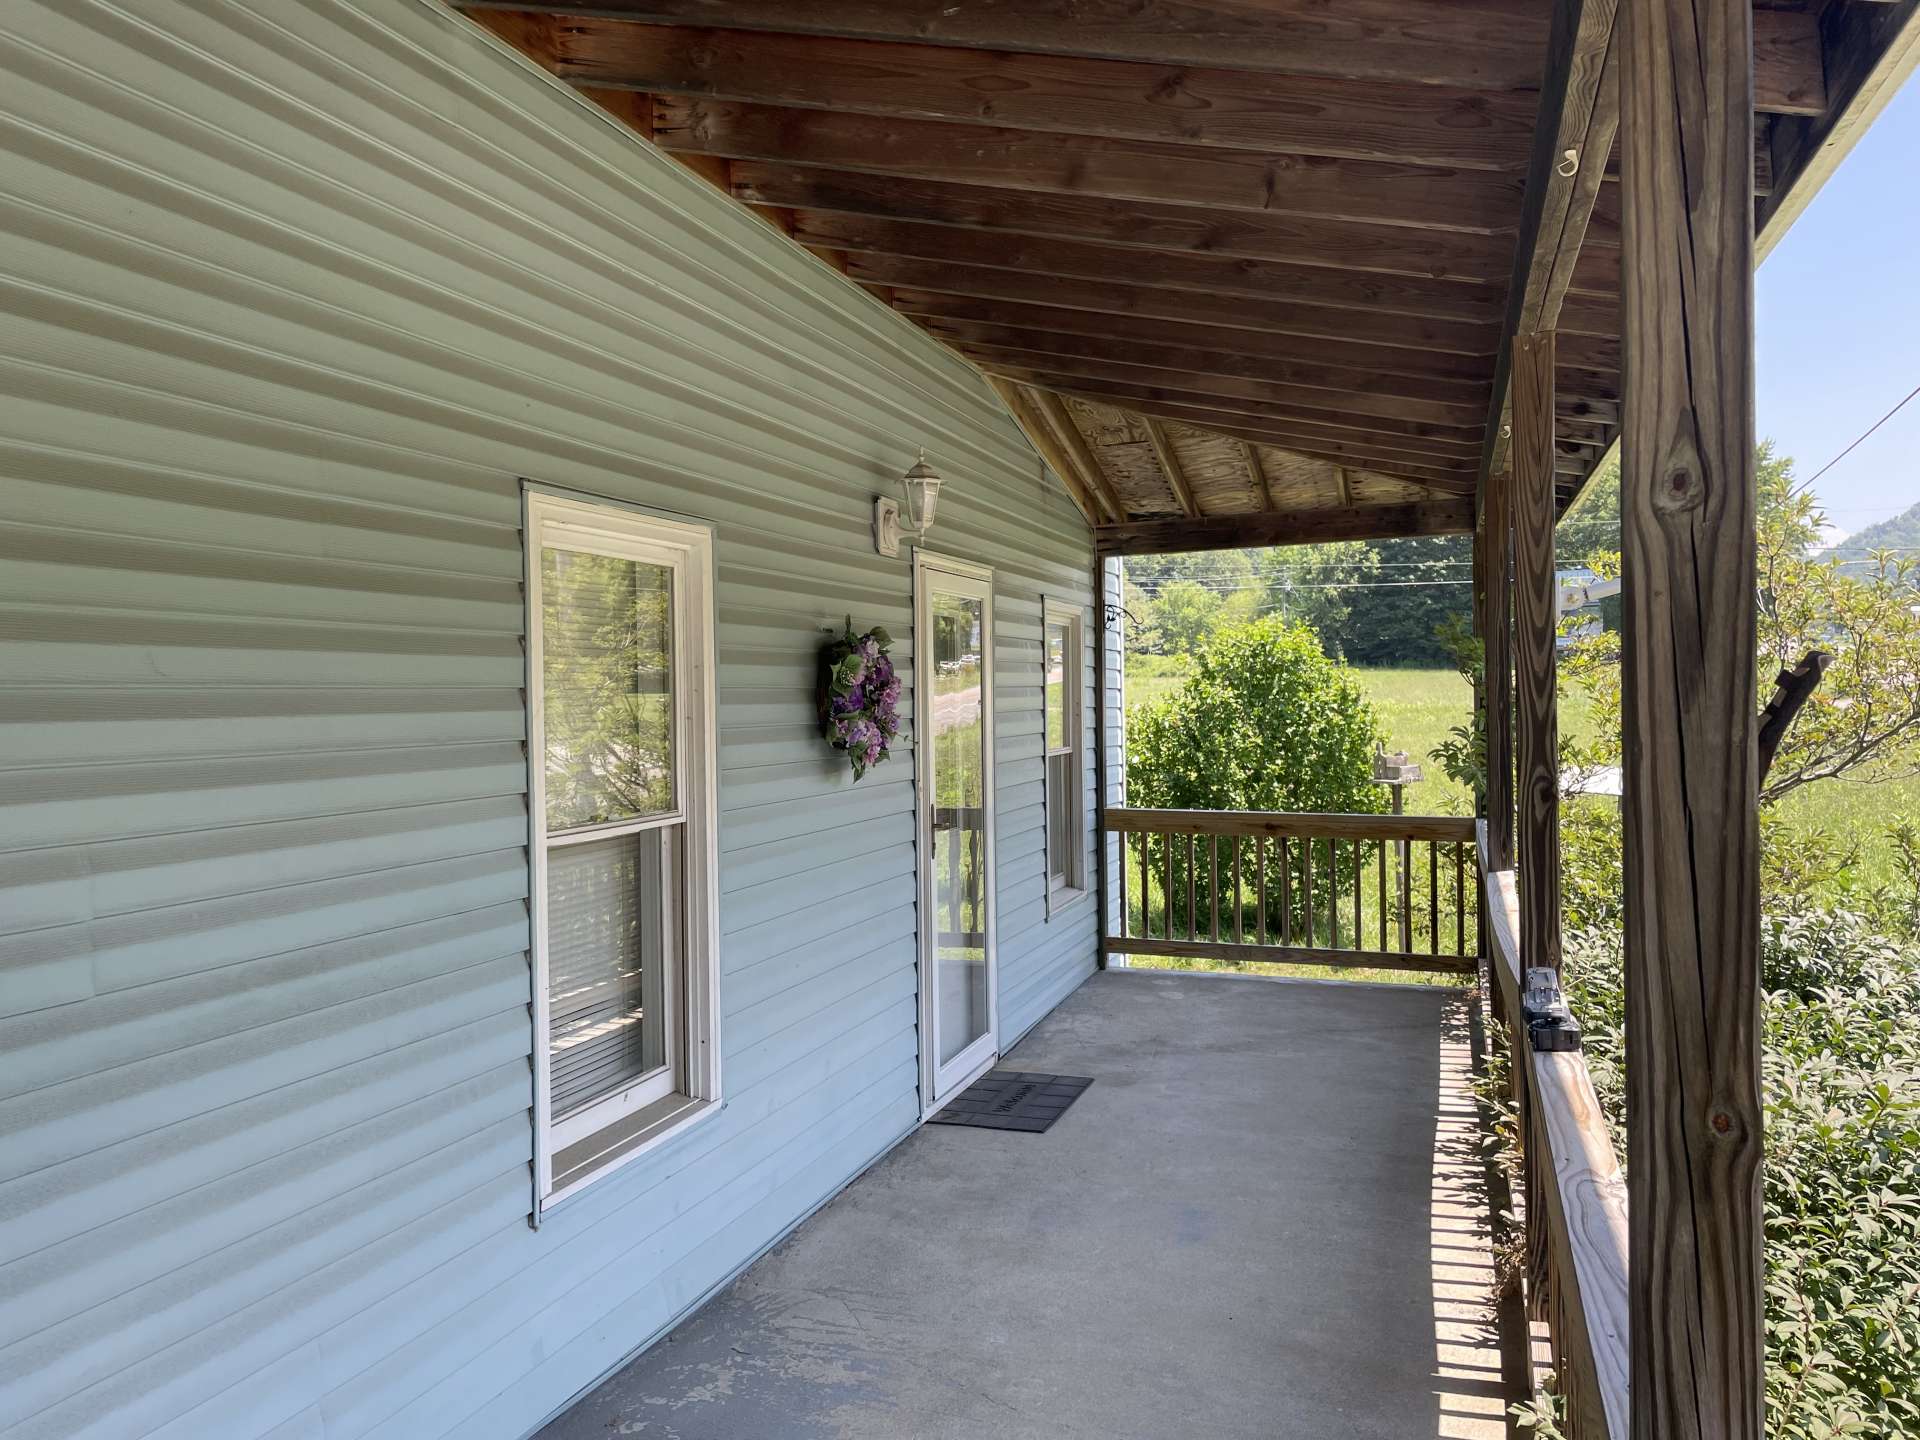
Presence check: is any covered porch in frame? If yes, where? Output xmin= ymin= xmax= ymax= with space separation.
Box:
xmin=540 ymin=968 xmax=1505 ymax=1440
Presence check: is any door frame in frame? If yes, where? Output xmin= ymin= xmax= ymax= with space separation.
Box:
xmin=912 ymin=550 xmax=999 ymax=1113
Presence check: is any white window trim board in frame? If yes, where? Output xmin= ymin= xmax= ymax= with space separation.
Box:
xmin=524 ymin=489 xmax=723 ymax=1216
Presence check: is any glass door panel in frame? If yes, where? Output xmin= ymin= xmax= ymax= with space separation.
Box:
xmin=917 ymin=558 xmax=996 ymax=1103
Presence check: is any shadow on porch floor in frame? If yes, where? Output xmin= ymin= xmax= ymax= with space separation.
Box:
xmin=538 ymin=969 xmax=1507 ymax=1439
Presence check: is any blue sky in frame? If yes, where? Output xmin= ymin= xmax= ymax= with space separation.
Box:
xmin=1758 ymin=76 xmax=1920 ymax=539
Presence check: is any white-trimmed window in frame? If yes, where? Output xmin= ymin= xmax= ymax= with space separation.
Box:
xmin=1044 ymin=603 xmax=1085 ymax=900
xmin=527 ymin=493 xmax=720 ymax=1207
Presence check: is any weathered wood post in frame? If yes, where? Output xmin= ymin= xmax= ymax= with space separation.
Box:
xmin=1483 ymin=465 xmax=1517 ymax=875
xmin=1510 ymin=331 xmax=1563 ymax=1337
xmin=1621 ymin=0 xmax=1765 ymax=1433
xmin=1511 ymin=332 xmax=1562 ymax=977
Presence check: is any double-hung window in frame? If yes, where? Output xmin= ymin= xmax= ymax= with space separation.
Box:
xmin=1044 ymin=603 xmax=1085 ymax=900
xmin=528 ymin=493 xmax=720 ymax=1207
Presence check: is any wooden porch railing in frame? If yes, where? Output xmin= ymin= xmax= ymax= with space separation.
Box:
xmin=1477 ymin=824 xmax=1629 ymax=1439
xmin=1103 ymin=808 xmax=1480 ymax=975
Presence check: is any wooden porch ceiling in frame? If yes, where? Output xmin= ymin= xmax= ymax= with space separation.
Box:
xmin=459 ymin=0 xmax=1915 ymax=553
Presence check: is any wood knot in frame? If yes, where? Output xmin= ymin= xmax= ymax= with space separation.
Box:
xmin=1710 ymin=1110 xmax=1734 ymax=1135
xmin=1656 ymin=464 xmax=1705 ymax=514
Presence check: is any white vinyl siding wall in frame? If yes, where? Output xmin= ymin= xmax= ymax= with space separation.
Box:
xmin=0 ymin=3 xmax=1098 ymax=1436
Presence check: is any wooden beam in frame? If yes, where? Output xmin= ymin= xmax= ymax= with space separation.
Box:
xmin=456 ymin=0 xmax=1557 ymax=91
xmin=1621 ymin=0 xmax=1764 ymax=1430
xmin=1096 ymin=500 xmax=1475 ymax=555
xmin=960 ymin=349 xmax=1488 ymax=428
xmin=733 ymin=163 xmax=1516 ymax=286
xmin=982 ymin=369 xmax=1486 ymax=447
xmin=856 ymin=256 xmax=1500 ymax=357
xmin=1758 ymin=0 xmax=1920 ymax=252
xmin=1511 ymin=333 xmax=1562 ymax=984
xmin=655 ymin=99 xmax=1525 ymax=234
xmin=540 ymin=21 xmax=1541 ymax=169
xmin=794 ymin=213 xmax=1508 ymax=327
xmin=902 ymin=298 xmax=1495 ymax=384
xmin=919 ymin=321 xmax=1490 ymax=407
xmin=1142 ymin=417 xmax=1202 ymax=517
xmin=1750 ymin=8 xmax=1827 ymax=116
xmin=986 ymin=377 xmax=1105 ymax=525
xmin=1482 ymin=466 xmax=1516 ymax=871
xmin=1038 ymin=391 xmax=1483 ymax=487
xmin=1030 ymin=389 xmax=1130 ymax=524
xmin=1240 ymin=441 xmax=1277 ymax=510
xmin=1480 ymin=0 xmax=1620 ymax=479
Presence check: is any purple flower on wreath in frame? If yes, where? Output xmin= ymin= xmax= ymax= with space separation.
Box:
xmin=819 ymin=617 xmax=899 ymax=782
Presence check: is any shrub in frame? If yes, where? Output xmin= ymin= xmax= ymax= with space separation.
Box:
xmin=1545 ymin=914 xmax=1920 ymax=1438
xmin=1126 ymin=617 xmax=1384 ymax=944
xmin=1127 ymin=616 xmax=1383 ymax=815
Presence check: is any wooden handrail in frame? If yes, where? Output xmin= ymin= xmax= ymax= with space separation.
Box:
xmin=1104 ymin=807 xmax=1476 ymax=842
xmin=1477 ymin=824 xmax=1630 ymax=1440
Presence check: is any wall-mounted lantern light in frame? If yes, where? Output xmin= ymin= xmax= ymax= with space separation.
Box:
xmin=874 ymin=449 xmax=944 ymax=557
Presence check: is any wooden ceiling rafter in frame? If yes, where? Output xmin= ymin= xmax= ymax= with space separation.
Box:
xmin=1141 ymin=417 xmax=1202 ymax=519
xmin=457 ymin=0 xmax=1893 ymax=551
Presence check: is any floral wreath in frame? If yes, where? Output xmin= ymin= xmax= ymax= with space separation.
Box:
xmin=820 ymin=618 xmax=901 ymax=781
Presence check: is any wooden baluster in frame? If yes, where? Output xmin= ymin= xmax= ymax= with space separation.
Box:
xmin=1186 ymin=833 xmax=1197 ymax=941
xmin=1128 ymin=829 xmax=1144 ymax=940
xmin=1162 ymin=830 xmax=1173 ymax=942
xmin=1232 ymin=837 xmax=1244 ymax=944
xmin=1210 ymin=835 xmax=1220 ymax=942
xmin=1352 ymin=839 xmax=1362 ymax=952
xmin=1255 ymin=836 xmax=1267 ymax=946
xmin=1280 ymin=837 xmax=1292 ymax=945
xmin=1119 ymin=827 xmax=1129 ymax=939
xmin=1405 ymin=844 xmax=1420 ymax=960
xmin=1377 ymin=840 xmax=1387 ymax=951
xmin=1328 ymin=839 xmax=1340 ymax=949
xmin=1303 ymin=839 xmax=1314 ymax=947
xmin=1428 ymin=841 xmax=1439 ymax=955
xmin=1455 ymin=840 xmax=1466 ymax=956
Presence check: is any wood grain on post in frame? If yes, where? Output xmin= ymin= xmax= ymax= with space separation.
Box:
xmin=1483 ymin=465 xmax=1516 ymax=871
xmin=1511 ymin=333 xmax=1562 ymax=975
xmin=1621 ymin=0 xmax=1765 ymax=1433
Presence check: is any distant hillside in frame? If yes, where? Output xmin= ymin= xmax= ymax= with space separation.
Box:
xmin=1823 ymin=498 xmax=1920 ymax=574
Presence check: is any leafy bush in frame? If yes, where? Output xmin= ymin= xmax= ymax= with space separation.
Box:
xmin=1536 ymin=906 xmax=1920 ymax=1438
xmin=1127 ymin=618 xmax=1384 ymax=943
xmin=1127 ymin=615 xmax=1383 ymax=815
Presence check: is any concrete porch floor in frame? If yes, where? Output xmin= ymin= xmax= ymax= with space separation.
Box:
xmin=538 ymin=969 xmax=1508 ymax=1440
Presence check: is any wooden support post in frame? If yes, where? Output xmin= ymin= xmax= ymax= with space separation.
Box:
xmin=1511 ymin=334 xmax=1562 ymax=976
xmin=1621 ymin=0 xmax=1764 ymax=1433
xmin=1483 ymin=467 xmax=1516 ymax=873
xmin=1093 ymin=555 xmax=1111 ymax=968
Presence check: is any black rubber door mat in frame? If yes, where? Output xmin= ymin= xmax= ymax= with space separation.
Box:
xmin=927 ymin=1071 xmax=1093 ymax=1133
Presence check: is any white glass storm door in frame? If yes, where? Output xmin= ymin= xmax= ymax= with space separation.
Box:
xmin=914 ymin=553 xmax=998 ymax=1107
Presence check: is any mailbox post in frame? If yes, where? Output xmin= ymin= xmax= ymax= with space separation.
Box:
xmin=1373 ymin=746 xmax=1423 ymax=952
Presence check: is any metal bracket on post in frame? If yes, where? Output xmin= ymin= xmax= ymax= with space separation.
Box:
xmin=1521 ymin=966 xmax=1582 ymax=1051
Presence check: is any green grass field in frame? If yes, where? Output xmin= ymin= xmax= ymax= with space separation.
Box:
xmin=1125 ymin=658 xmax=1917 ymax=907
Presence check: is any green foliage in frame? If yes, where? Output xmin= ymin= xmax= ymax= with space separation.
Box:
xmin=1127 ymin=618 xmax=1386 ymax=945
xmin=1555 ymin=458 xmax=1621 ymax=566
xmin=540 ymin=548 xmax=674 ymax=828
xmin=1547 ymin=903 xmax=1920 ymax=1438
xmin=1122 ymin=533 xmax=1473 ymax=669
xmin=1127 ymin=616 xmax=1384 ymax=816
xmin=1824 ymin=496 xmax=1920 ymax=579
xmin=1557 ymin=442 xmax=1920 ymax=808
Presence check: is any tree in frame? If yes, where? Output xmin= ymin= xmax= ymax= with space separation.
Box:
xmin=1556 ymin=457 xmax=1621 ymax=566
xmin=1129 ymin=617 xmax=1384 ymax=814
xmin=1559 ymin=442 xmax=1920 ymax=805
xmin=1128 ymin=617 xmax=1385 ymax=940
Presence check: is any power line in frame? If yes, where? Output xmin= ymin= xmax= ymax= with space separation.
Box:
xmin=1798 ymin=380 xmax=1920 ymax=493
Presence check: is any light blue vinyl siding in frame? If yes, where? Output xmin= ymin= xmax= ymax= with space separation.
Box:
xmin=0 ymin=2 xmax=1097 ymax=1436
